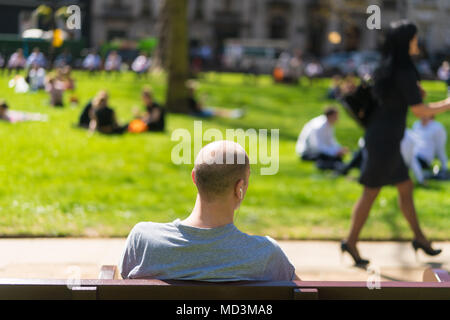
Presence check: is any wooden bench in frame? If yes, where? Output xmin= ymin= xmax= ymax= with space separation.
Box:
xmin=0 ymin=266 xmax=448 ymax=300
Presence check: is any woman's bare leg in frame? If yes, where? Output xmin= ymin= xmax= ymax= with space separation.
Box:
xmin=346 ymin=186 xmax=381 ymax=258
xmin=396 ymin=179 xmax=427 ymax=243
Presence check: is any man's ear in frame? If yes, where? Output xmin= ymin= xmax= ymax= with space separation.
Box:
xmin=235 ymin=178 xmax=244 ymax=199
xmin=191 ymin=170 xmax=196 ymax=185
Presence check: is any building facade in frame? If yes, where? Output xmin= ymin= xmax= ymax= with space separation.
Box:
xmin=89 ymin=0 xmax=449 ymax=56
xmin=1 ymin=0 xmax=448 ymax=57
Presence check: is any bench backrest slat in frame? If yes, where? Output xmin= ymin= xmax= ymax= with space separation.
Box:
xmin=1 ymin=279 xmax=449 ymax=300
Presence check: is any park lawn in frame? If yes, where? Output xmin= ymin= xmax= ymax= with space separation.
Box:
xmin=0 ymin=71 xmax=449 ymax=240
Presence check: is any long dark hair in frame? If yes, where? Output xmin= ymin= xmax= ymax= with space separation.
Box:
xmin=373 ymin=20 xmax=419 ymax=98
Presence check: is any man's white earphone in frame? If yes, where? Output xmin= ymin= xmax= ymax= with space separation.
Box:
xmin=240 ymin=188 xmax=243 ymax=200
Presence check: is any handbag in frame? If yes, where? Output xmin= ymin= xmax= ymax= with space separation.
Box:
xmin=339 ymin=81 xmax=378 ymax=129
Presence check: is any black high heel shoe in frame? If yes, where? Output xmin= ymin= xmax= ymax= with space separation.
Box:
xmin=412 ymin=239 xmax=442 ymax=256
xmin=340 ymin=240 xmax=370 ymax=267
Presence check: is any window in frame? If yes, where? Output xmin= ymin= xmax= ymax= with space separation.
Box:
xmin=224 ymin=0 xmax=233 ymax=11
xmin=194 ymin=0 xmax=205 ymax=20
xmin=269 ymin=16 xmax=287 ymax=39
xmin=383 ymin=0 xmax=397 ymax=10
xmin=142 ymin=0 xmax=153 ymax=17
xmin=107 ymin=30 xmax=127 ymax=41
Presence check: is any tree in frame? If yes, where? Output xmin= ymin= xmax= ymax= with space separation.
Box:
xmin=164 ymin=0 xmax=190 ymax=113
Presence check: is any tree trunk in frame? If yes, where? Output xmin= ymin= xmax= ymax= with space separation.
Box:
xmin=165 ymin=0 xmax=190 ymax=113
xmin=152 ymin=0 xmax=168 ymax=70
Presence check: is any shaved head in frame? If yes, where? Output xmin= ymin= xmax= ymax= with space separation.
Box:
xmin=194 ymin=141 xmax=250 ymax=200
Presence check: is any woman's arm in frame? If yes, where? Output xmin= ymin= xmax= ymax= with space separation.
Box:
xmin=89 ymin=119 xmax=97 ymax=132
xmin=149 ymin=108 xmax=161 ymax=123
xmin=410 ymin=97 xmax=450 ymax=118
xmin=112 ymin=111 xmax=119 ymax=127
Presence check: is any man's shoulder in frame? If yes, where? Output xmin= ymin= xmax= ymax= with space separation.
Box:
xmin=131 ymin=221 xmax=174 ymax=234
xmin=263 ymin=236 xmax=284 ymax=252
xmin=431 ymin=121 xmax=446 ymax=132
xmin=311 ymin=115 xmax=327 ymax=129
xmin=239 ymin=232 xmax=281 ymax=252
xmin=129 ymin=221 xmax=177 ymax=243
xmin=301 ymin=115 xmax=324 ymax=132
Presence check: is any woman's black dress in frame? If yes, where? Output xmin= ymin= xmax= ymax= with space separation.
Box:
xmin=359 ymin=66 xmax=423 ymax=188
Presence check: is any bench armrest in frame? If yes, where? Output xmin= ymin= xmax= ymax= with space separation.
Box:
xmin=423 ymin=268 xmax=450 ymax=282
xmin=99 ymin=265 xmax=118 ymax=280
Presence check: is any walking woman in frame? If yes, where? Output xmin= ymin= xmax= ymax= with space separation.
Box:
xmin=342 ymin=20 xmax=450 ymax=266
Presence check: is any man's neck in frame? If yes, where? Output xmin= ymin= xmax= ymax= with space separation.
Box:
xmin=421 ymin=120 xmax=432 ymax=127
xmin=182 ymin=195 xmax=234 ymax=229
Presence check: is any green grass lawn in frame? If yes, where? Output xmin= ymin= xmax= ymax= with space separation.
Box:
xmin=0 ymin=71 xmax=449 ymax=240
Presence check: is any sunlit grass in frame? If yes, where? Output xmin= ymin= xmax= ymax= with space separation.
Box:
xmin=0 ymin=71 xmax=449 ymax=239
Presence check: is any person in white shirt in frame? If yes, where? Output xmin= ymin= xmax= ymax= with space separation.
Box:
xmin=8 ymin=75 xmax=29 ymax=93
xmin=26 ymin=47 xmax=47 ymax=68
xmin=296 ymin=107 xmax=349 ymax=170
xmin=82 ymin=50 xmax=102 ymax=74
xmin=131 ymin=52 xmax=151 ymax=77
xmin=7 ymin=48 xmax=26 ymax=73
xmin=437 ymin=61 xmax=449 ymax=86
xmin=402 ymin=117 xmax=448 ymax=185
xmin=27 ymin=63 xmax=46 ymax=91
xmin=104 ymin=50 xmax=122 ymax=73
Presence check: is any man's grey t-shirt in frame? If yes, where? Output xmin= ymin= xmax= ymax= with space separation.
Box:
xmin=119 ymin=219 xmax=295 ymax=282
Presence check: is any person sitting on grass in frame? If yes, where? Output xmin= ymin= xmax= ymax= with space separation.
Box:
xmin=119 ymin=140 xmax=299 ymax=281
xmin=60 ymin=66 xmax=78 ymax=106
xmin=78 ymin=96 xmax=96 ymax=129
xmin=129 ymin=87 xmax=165 ymax=133
xmin=7 ymin=48 xmax=26 ymax=74
xmin=26 ymin=47 xmax=47 ymax=69
xmin=327 ymin=75 xmax=343 ymax=100
xmin=45 ymin=76 xmax=65 ymax=107
xmin=82 ymin=49 xmax=102 ymax=75
xmin=88 ymin=90 xmax=128 ymax=135
xmin=104 ymin=50 xmax=122 ymax=76
xmin=187 ymin=82 xmax=244 ymax=119
xmin=131 ymin=52 xmax=151 ymax=78
xmin=27 ymin=63 xmax=46 ymax=91
xmin=296 ymin=106 xmax=349 ymax=171
xmin=403 ymin=116 xmax=448 ymax=185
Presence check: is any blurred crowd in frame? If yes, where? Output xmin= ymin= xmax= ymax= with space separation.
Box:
xmin=0 ymin=47 xmax=153 ymax=77
xmin=1 ymin=46 xmax=246 ymax=133
xmin=271 ymin=48 xmax=450 ymax=87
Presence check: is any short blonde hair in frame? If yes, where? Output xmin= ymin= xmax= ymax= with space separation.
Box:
xmin=92 ymin=90 xmax=108 ymax=108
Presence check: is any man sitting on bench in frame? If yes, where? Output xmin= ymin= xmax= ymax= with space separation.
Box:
xmin=119 ymin=140 xmax=298 ymax=281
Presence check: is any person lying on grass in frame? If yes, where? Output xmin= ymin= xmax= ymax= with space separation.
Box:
xmin=186 ymin=81 xmax=245 ymax=119
xmin=0 ymin=99 xmax=48 ymax=123
xmin=119 ymin=140 xmax=299 ymax=281
xmin=0 ymin=100 xmax=8 ymax=121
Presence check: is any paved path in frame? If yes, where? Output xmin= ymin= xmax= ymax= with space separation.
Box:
xmin=0 ymin=239 xmax=448 ymax=282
